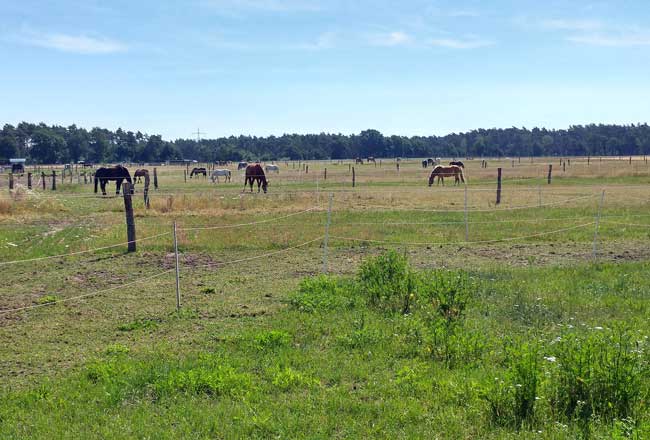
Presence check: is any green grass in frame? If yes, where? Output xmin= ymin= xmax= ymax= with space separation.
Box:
xmin=1 ymin=164 xmax=650 ymax=438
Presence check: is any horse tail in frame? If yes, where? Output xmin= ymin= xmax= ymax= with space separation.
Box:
xmin=460 ymin=168 xmax=466 ymax=183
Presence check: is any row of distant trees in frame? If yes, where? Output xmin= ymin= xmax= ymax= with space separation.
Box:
xmin=1 ymin=122 xmax=649 ymax=164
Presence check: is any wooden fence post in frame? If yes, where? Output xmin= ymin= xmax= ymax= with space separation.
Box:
xmin=630 ymin=156 xmax=632 ymax=165
xmin=153 ymin=168 xmax=158 ymax=189
xmin=324 ymin=168 xmax=327 ymax=180
xmin=496 ymin=168 xmax=502 ymax=205
xmin=122 ymin=182 xmax=136 ymax=252
xmin=52 ymin=171 xmax=56 ymax=190
xmin=352 ymin=166 xmax=356 ymax=187
xmin=563 ymin=161 xmax=566 ymax=172
xmin=306 ymin=165 xmax=309 ymax=174
xmin=42 ymin=172 xmax=46 ymax=190
xmin=547 ymin=164 xmax=553 ymax=184
xmin=9 ymin=174 xmax=14 ymax=191
xmin=27 ymin=173 xmax=32 ymax=189
xmin=396 ymin=163 xmax=400 ymax=173
xmin=184 ymin=169 xmax=187 ymax=182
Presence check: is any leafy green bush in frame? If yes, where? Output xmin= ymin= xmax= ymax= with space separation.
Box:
xmin=482 ymin=344 xmax=540 ymax=429
xmin=254 ymin=330 xmax=291 ymax=350
xmin=546 ymin=327 xmax=650 ymax=425
xmin=105 ymin=343 xmax=130 ymax=356
xmin=117 ymin=318 xmax=161 ymax=332
xmin=358 ymin=250 xmax=416 ymax=314
xmin=272 ymin=367 xmax=319 ymax=391
xmin=418 ymin=270 xmax=472 ymax=323
xmin=290 ymin=275 xmax=357 ymax=312
xmin=36 ymin=295 xmax=59 ymax=305
xmin=156 ymin=366 xmax=252 ymax=397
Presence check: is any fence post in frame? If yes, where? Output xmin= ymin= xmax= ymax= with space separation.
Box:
xmin=396 ymin=163 xmax=400 ymax=173
xmin=144 ymin=174 xmax=151 ymax=209
xmin=173 ymin=221 xmax=181 ymax=311
xmin=538 ymin=185 xmax=542 ymax=208
xmin=27 ymin=172 xmax=32 ymax=190
xmin=547 ymin=164 xmax=553 ymax=184
xmin=122 ymin=183 xmax=136 ymax=252
xmin=464 ymin=185 xmax=469 ymax=241
xmin=153 ymin=168 xmax=158 ymax=189
xmin=184 ymin=169 xmax=187 ymax=183
xmin=9 ymin=174 xmax=14 ymax=191
xmin=52 ymin=171 xmax=56 ymax=190
xmin=352 ymin=166 xmax=356 ymax=187
xmin=592 ymin=190 xmax=605 ymax=259
xmin=306 ymin=165 xmax=309 ymax=174
xmin=587 ymin=156 xmax=590 ymax=166
xmin=322 ymin=193 xmax=333 ymax=273
xmin=42 ymin=172 xmax=46 ymax=190
xmin=324 ymin=168 xmax=327 ymax=180
xmin=563 ymin=161 xmax=566 ymax=172
xmin=496 ymin=168 xmax=502 ymax=205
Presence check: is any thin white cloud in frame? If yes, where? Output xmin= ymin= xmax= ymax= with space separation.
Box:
xmin=541 ymin=19 xmax=603 ymax=31
xmin=429 ymin=37 xmax=494 ymax=49
xmin=567 ymin=33 xmax=650 ymax=47
xmin=201 ymin=0 xmax=322 ymax=13
xmin=16 ymin=31 xmax=126 ymax=54
xmin=369 ymin=31 xmax=412 ymax=47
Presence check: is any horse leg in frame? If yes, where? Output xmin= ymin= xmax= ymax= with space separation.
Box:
xmin=116 ymin=178 xmax=122 ymax=195
xmin=100 ymin=180 xmax=107 ymax=196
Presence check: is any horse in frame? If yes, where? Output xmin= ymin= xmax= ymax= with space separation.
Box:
xmin=94 ymin=165 xmax=133 ymax=195
xmin=449 ymin=161 xmax=465 ymax=168
xmin=190 ymin=167 xmax=207 ymax=178
xmin=133 ymin=169 xmax=149 ymax=183
xmin=428 ymin=165 xmax=465 ymax=186
xmin=237 ymin=161 xmax=248 ymax=170
xmin=265 ymin=164 xmax=280 ymax=173
xmin=355 ymin=157 xmax=364 ymax=164
xmin=427 ymin=158 xmax=435 ymax=166
xmin=244 ymin=164 xmax=268 ymax=193
xmin=367 ymin=157 xmax=376 ymax=164
xmin=422 ymin=160 xmax=428 ymax=168
xmin=211 ymin=169 xmax=231 ymax=183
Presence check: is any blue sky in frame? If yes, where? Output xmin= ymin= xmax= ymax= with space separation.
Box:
xmin=1 ymin=0 xmax=649 ymax=139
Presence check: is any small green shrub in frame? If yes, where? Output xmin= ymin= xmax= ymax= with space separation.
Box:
xmin=117 ymin=318 xmax=161 ymax=332
xmin=289 ymin=275 xmax=357 ymax=312
xmin=272 ymin=367 xmax=319 ymax=391
xmin=358 ymin=250 xmax=415 ymax=314
xmin=254 ymin=330 xmax=291 ymax=350
xmin=336 ymin=314 xmax=382 ymax=350
xmin=482 ymin=344 xmax=540 ymax=429
xmin=105 ymin=343 xmax=130 ymax=356
xmin=546 ymin=327 xmax=649 ymax=425
xmin=418 ymin=270 xmax=472 ymax=323
xmin=156 ymin=366 xmax=252 ymax=397
xmin=201 ymin=287 xmax=217 ymax=295
xmin=36 ymin=295 xmax=59 ymax=305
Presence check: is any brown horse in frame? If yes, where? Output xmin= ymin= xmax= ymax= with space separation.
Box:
xmin=428 ymin=165 xmax=465 ymax=186
xmin=133 ymin=169 xmax=149 ymax=183
xmin=244 ymin=164 xmax=268 ymax=193
xmin=190 ymin=167 xmax=207 ymax=178
xmin=355 ymin=157 xmax=364 ymax=164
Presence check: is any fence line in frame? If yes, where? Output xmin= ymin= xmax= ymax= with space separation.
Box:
xmin=178 ymin=206 xmax=322 ymax=231
xmin=335 ymin=194 xmax=596 ymax=213
xmin=601 ymin=221 xmax=650 ymax=228
xmin=0 ymin=269 xmax=174 ymax=315
xmin=330 ymin=216 xmax=597 ymax=226
xmin=0 ymin=231 xmax=171 ymax=266
xmin=329 ymin=222 xmax=594 ymax=247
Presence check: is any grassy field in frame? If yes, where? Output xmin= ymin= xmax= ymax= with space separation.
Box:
xmin=1 ymin=157 xmax=650 ymax=438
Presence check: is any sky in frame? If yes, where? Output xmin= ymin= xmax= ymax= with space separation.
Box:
xmin=1 ymin=0 xmax=650 ymax=139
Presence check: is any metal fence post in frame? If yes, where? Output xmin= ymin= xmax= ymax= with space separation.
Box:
xmin=464 ymin=185 xmax=469 ymax=242
xmin=322 ymin=193 xmax=333 ymax=273
xmin=592 ymin=190 xmax=605 ymax=259
xmin=173 ymin=221 xmax=181 ymax=311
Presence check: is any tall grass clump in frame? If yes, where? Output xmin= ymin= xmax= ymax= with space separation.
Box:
xmin=546 ymin=327 xmax=650 ymax=427
xmin=358 ymin=250 xmax=416 ymax=314
xmin=289 ymin=275 xmax=358 ymax=312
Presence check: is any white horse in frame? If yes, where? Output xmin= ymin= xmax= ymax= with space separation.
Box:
xmin=211 ymin=169 xmax=231 ymax=183
xmin=265 ymin=164 xmax=280 ymax=173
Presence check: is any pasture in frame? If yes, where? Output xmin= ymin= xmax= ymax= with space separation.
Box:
xmin=1 ymin=157 xmax=650 ymax=438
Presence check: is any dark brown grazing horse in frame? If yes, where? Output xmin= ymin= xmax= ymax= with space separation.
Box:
xmin=94 ymin=165 xmax=133 ymax=195
xmin=428 ymin=165 xmax=465 ymax=186
xmin=190 ymin=167 xmax=207 ymax=178
xmin=244 ymin=164 xmax=268 ymax=193
xmin=449 ymin=161 xmax=465 ymax=168
xmin=355 ymin=157 xmax=364 ymax=164
xmin=367 ymin=157 xmax=376 ymax=163
xmin=133 ymin=169 xmax=149 ymax=183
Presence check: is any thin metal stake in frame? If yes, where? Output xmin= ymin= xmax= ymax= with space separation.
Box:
xmin=173 ymin=221 xmax=181 ymax=311
xmin=464 ymin=185 xmax=469 ymax=242
xmin=592 ymin=190 xmax=605 ymax=259
xmin=322 ymin=193 xmax=333 ymax=273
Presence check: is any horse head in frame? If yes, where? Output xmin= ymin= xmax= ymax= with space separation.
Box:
xmin=262 ymin=179 xmax=268 ymax=193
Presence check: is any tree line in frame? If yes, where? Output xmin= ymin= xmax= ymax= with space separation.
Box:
xmin=1 ymin=122 xmax=649 ymax=164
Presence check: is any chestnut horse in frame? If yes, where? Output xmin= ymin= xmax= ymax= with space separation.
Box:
xmin=244 ymin=164 xmax=268 ymax=193
xmin=133 ymin=169 xmax=149 ymax=183
xmin=428 ymin=165 xmax=465 ymax=186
